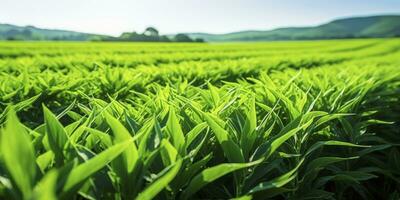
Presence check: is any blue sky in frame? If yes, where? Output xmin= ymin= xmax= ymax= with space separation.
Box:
xmin=1 ymin=0 xmax=399 ymax=36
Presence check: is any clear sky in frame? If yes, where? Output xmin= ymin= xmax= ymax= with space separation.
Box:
xmin=1 ymin=0 xmax=399 ymax=36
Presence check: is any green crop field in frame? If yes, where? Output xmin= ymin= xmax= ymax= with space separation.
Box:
xmin=0 ymin=39 xmax=399 ymax=199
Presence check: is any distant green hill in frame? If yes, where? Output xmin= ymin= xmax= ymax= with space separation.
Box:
xmin=1 ymin=15 xmax=400 ymax=41
xmin=187 ymin=15 xmax=400 ymax=42
xmin=0 ymin=24 xmax=103 ymax=41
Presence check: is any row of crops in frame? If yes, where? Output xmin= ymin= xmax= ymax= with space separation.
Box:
xmin=0 ymin=39 xmax=399 ymax=199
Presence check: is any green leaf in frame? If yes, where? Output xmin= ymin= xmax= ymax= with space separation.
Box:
xmin=0 ymin=94 xmax=40 ymax=122
xmin=43 ymin=105 xmax=70 ymax=165
xmin=166 ymin=108 xmax=186 ymax=155
xmin=248 ymin=159 xmax=304 ymax=194
xmin=104 ymin=112 xmax=132 ymax=142
xmin=306 ymin=156 xmax=358 ymax=172
xmin=305 ymin=140 xmax=369 ymax=157
xmin=203 ymin=112 xmax=245 ymax=163
xmin=0 ymin=108 xmax=37 ymax=199
xmin=62 ymin=139 xmax=133 ymax=194
xmin=85 ymin=127 xmax=113 ymax=148
xmin=208 ymin=82 xmax=220 ymax=108
xmin=232 ymin=195 xmax=253 ymax=200
xmin=314 ymin=113 xmax=353 ymax=130
xmin=301 ymin=156 xmax=360 ymax=187
xmin=105 ymin=113 xmax=139 ymax=173
xmin=137 ymin=118 xmax=160 ymax=156
xmin=185 ymin=122 xmax=207 ymax=149
xmin=36 ymin=151 xmax=54 ymax=173
xmin=172 ymin=153 xmax=213 ymax=190
xmin=33 ymin=170 xmax=58 ymax=200
xmin=136 ymin=159 xmax=182 ymax=200
xmin=241 ymin=97 xmax=257 ymax=158
xmin=181 ymin=159 xmax=262 ymax=199
xmin=160 ymin=139 xmax=178 ymax=166
xmin=315 ymin=171 xmax=378 ymax=188
xmin=252 ymin=119 xmax=308 ymax=161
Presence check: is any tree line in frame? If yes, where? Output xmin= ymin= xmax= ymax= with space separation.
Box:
xmin=97 ymin=27 xmax=204 ymax=42
xmin=1 ymin=26 xmax=204 ymax=42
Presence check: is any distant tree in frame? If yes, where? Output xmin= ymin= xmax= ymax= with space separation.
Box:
xmin=194 ymin=38 xmax=205 ymax=43
xmin=103 ymin=27 xmax=200 ymax=43
xmin=89 ymin=36 xmax=103 ymax=41
xmin=6 ymin=36 xmax=18 ymax=41
xmin=21 ymin=29 xmax=32 ymax=37
xmin=4 ymin=29 xmax=24 ymax=40
xmin=5 ymin=29 xmax=20 ymax=38
xmin=120 ymin=32 xmax=133 ymax=40
xmin=174 ymin=34 xmax=193 ymax=42
xmin=31 ymin=33 xmax=44 ymax=40
xmin=159 ymin=35 xmax=171 ymax=42
xmin=144 ymin=27 xmax=159 ymax=36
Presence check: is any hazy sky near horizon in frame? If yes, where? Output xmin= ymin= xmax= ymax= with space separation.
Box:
xmin=1 ymin=0 xmax=399 ymax=36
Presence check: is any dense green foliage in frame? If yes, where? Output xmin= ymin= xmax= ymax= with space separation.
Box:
xmin=188 ymin=15 xmax=400 ymax=41
xmin=0 ymin=39 xmax=399 ymax=199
